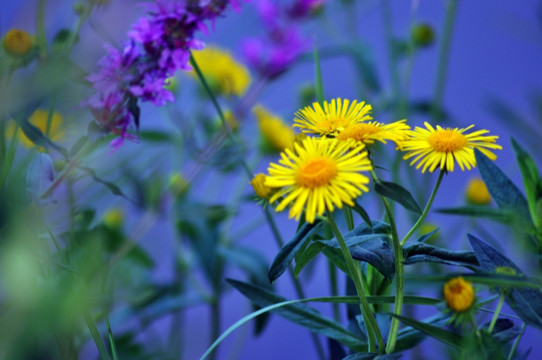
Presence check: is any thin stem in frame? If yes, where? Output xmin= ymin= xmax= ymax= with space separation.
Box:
xmin=369 ymin=170 xmax=402 ymax=354
xmin=191 ymin=54 xmax=326 ymax=359
xmin=209 ymin=298 xmax=220 ymax=360
xmin=344 ymin=207 xmax=355 ymax=232
xmin=326 ymin=211 xmax=385 ymax=353
xmin=401 ymin=170 xmax=445 ymax=246
xmin=507 ymin=323 xmax=526 ymax=360
xmin=431 ymin=0 xmax=459 ymax=122
xmin=329 ymin=261 xmax=341 ymax=322
xmin=36 ymin=0 xmax=48 ymax=57
xmin=488 ymin=293 xmax=505 ymax=333
xmin=83 ymin=311 xmax=112 ymax=360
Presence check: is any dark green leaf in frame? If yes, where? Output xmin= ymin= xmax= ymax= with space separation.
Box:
xmin=79 ymin=166 xmax=136 ymax=203
xmin=474 ymin=149 xmax=532 ymax=224
xmin=413 ymin=227 xmax=439 ymax=243
xmin=511 ymin=138 xmax=542 ymax=222
xmin=468 ymin=234 xmax=542 ymax=330
xmin=374 ymin=180 xmax=422 ymax=214
xmin=18 ymin=117 xmax=69 ymax=158
xmin=403 ymin=243 xmax=479 ymax=268
xmin=389 ymin=313 xmax=463 ymax=349
xmin=343 ymin=353 xmax=401 ymax=360
xmin=139 ymin=131 xmax=174 ymax=143
xmin=294 ymin=241 xmax=326 ymax=277
xmin=268 ymin=221 xmax=323 ymax=283
xmin=351 ymin=201 xmax=371 ymax=226
xmin=480 ymin=318 xmax=521 ymax=344
xmin=227 ymin=279 xmax=366 ymax=351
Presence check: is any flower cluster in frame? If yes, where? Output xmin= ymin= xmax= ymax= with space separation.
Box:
xmin=86 ymin=0 xmax=241 ymax=149
xmin=254 ymin=97 xmax=502 ymax=224
xmin=241 ymin=0 xmax=324 ymax=79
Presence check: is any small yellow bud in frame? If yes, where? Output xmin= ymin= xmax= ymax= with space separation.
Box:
xmin=465 ymin=177 xmax=491 ymax=205
xmin=168 ymin=173 xmax=189 ymax=198
xmin=250 ymin=173 xmax=272 ymax=199
xmin=3 ymin=29 xmax=33 ymax=57
xmin=444 ymin=277 xmax=475 ymax=313
xmin=253 ymin=105 xmax=295 ymax=153
xmin=411 ymin=23 xmax=435 ymax=47
xmin=103 ymin=208 xmax=124 ymax=228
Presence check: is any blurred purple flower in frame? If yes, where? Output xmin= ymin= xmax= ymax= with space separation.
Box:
xmin=86 ymin=0 xmax=243 ymax=150
xmin=242 ymin=0 xmax=321 ymax=79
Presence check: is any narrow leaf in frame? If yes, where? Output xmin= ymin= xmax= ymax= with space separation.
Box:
xmin=511 ymin=137 xmax=541 ymax=220
xmin=389 ymin=313 xmax=463 ymax=349
xmin=294 ymin=241 xmax=326 ymax=277
xmin=403 ymin=243 xmax=479 ymax=268
xmin=374 ymin=180 xmax=422 ymax=214
xmin=268 ymin=221 xmax=323 ymax=283
xmin=437 ymin=206 xmax=515 ymax=223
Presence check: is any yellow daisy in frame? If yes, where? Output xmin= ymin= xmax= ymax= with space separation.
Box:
xmin=253 ymin=105 xmax=296 ymax=152
xmin=293 ymin=98 xmax=372 ymax=137
xmin=401 ymin=122 xmax=502 ymax=173
xmin=190 ymin=45 xmax=251 ymax=96
xmin=265 ymin=137 xmax=372 ymax=223
xmin=336 ymin=119 xmax=410 ymax=147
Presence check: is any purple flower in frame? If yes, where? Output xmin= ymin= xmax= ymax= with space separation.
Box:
xmin=129 ymin=72 xmax=174 ymax=106
xmin=287 ymin=0 xmax=325 ymax=19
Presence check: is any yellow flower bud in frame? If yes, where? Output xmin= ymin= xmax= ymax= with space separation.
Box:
xmin=444 ymin=277 xmax=475 ymax=313
xmin=253 ymin=105 xmax=295 ymax=153
xmin=250 ymin=173 xmax=272 ymax=199
xmin=465 ymin=177 xmax=491 ymax=205
xmin=168 ymin=173 xmax=189 ymax=199
xmin=3 ymin=29 xmax=33 ymax=57
xmin=103 ymin=208 xmax=124 ymax=228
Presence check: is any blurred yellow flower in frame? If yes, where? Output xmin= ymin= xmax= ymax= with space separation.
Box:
xmin=250 ymin=173 xmax=272 ymax=199
xmin=401 ymin=122 xmax=502 ymax=173
xmin=465 ymin=177 xmax=491 ymax=205
xmin=294 ymin=98 xmax=372 ymax=137
xmin=6 ymin=110 xmax=66 ymax=149
xmin=336 ymin=119 xmax=410 ymax=147
xmin=266 ymin=137 xmax=371 ymax=223
xmin=191 ymin=46 xmax=251 ymax=96
xmin=253 ymin=105 xmax=295 ymax=152
xmin=3 ymin=29 xmax=33 ymax=57
xmin=444 ymin=276 xmax=475 ymax=313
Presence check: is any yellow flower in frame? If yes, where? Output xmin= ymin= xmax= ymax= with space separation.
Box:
xmin=190 ymin=46 xmax=251 ymax=96
xmin=336 ymin=119 xmax=410 ymax=147
xmin=266 ymin=137 xmax=372 ymax=223
xmin=250 ymin=173 xmax=272 ymax=199
xmin=401 ymin=122 xmax=502 ymax=173
xmin=294 ymin=98 xmax=372 ymax=137
xmin=465 ymin=177 xmax=491 ymax=205
xmin=6 ymin=110 xmax=66 ymax=149
xmin=253 ymin=105 xmax=295 ymax=152
xmin=444 ymin=277 xmax=475 ymax=312
xmin=3 ymin=29 xmax=33 ymax=57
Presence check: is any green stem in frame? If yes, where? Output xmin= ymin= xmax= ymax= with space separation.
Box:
xmin=507 ymin=323 xmax=526 ymax=360
xmin=45 ymin=92 xmax=58 ymax=138
xmin=369 ymin=170 xmax=402 ymax=354
xmin=344 ymin=207 xmax=354 ymax=231
xmin=488 ymin=293 xmax=505 ymax=333
xmin=401 ymin=170 xmax=445 ymax=246
xmin=314 ymin=45 xmax=324 ymax=104
xmin=326 ymin=211 xmax=385 ymax=353
xmin=328 ymin=261 xmax=341 ymax=322
xmin=432 ymin=0 xmax=459 ymax=122
xmin=83 ymin=311 xmax=112 ymax=360
xmin=36 ymin=0 xmax=48 ymax=57
xmin=209 ymin=298 xmax=220 ymax=360
xmin=0 ymin=123 xmax=19 ymax=190
xmin=105 ymin=313 xmax=119 ymax=360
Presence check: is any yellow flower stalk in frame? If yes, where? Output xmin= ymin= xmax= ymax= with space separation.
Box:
xmin=294 ymin=98 xmax=372 ymax=137
xmin=6 ymin=110 xmax=66 ymax=149
xmin=3 ymin=29 xmax=33 ymax=57
xmin=253 ymin=105 xmax=295 ymax=152
xmin=444 ymin=277 xmax=475 ymax=313
xmin=401 ymin=122 xmax=502 ymax=173
xmin=465 ymin=177 xmax=491 ymax=205
xmin=250 ymin=173 xmax=272 ymax=199
xmin=336 ymin=119 xmax=410 ymax=147
xmin=190 ymin=46 xmax=251 ymax=96
xmin=265 ymin=137 xmax=372 ymax=223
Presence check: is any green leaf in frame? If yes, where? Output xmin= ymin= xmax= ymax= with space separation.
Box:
xmin=79 ymin=167 xmax=136 ymax=203
xmin=268 ymin=221 xmax=323 ymax=283
xmin=227 ymin=279 xmax=366 ymax=351
xmin=474 ymin=149 xmax=532 ymax=225
xmin=403 ymin=243 xmax=478 ymax=268
xmin=511 ymin=138 xmax=542 ymax=225
xmin=314 ymin=44 xmax=324 ymax=104
xmin=139 ymin=131 xmax=174 ymax=143
xmin=389 ymin=313 xmax=464 ymax=349
xmin=351 ymin=201 xmax=372 ymax=226
xmin=294 ymin=241 xmax=326 ymax=277
xmin=374 ymin=180 xmax=422 ymax=214
xmin=437 ymin=206 xmax=515 ymax=223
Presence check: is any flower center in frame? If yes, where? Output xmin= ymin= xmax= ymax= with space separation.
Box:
xmin=296 ymin=157 xmax=338 ymax=188
xmin=427 ymin=129 xmax=468 ymax=152
xmin=316 ymin=117 xmax=349 ymax=133
xmin=337 ymin=123 xmax=379 ymax=141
